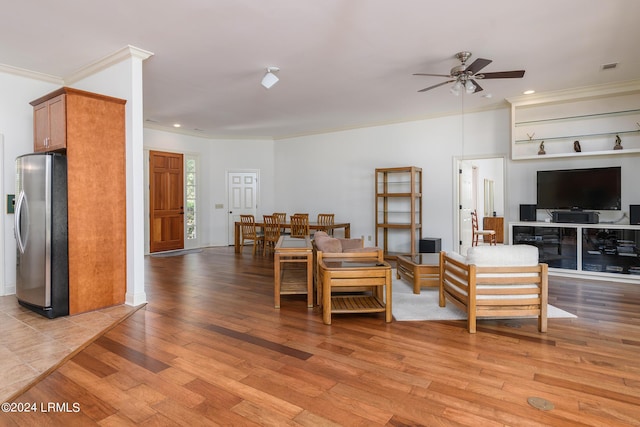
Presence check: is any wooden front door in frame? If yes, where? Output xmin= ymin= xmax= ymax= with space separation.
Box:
xmin=150 ymin=151 xmax=184 ymax=252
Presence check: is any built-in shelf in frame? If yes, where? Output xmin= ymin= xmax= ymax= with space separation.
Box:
xmin=514 ymin=108 xmax=640 ymax=126
xmin=507 ymin=82 xmax=640 ymax=160
xmin=515 ymin=129 xmax=639 ymax=144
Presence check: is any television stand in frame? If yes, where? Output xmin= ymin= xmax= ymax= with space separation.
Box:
xmin=510 ymin=221 xmax=640 ymax=283
xmin=552 ymin=211 xmax=599 ymax=224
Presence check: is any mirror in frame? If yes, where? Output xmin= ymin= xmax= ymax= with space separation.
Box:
xmin=484 ymin=179 xmax=494 ymax=217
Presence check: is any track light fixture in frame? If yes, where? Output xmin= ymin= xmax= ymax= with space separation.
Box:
xmin=261 ymin=67 xmax=280 ymax=89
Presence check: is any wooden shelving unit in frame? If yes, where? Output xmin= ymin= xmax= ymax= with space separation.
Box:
xmin=375 ymin=166 xmax=422 ymax=259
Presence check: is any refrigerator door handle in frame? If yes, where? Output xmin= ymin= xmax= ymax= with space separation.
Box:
xmin=14 ymin=190 xmax=27 ymax=254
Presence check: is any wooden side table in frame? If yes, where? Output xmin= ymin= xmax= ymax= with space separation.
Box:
xmin=317 ymin=251 xmax=392 ymax=325
xmin=396 ymin=253 xmax=440 ymax=294
xmin=274 ymin=236 xmax=313 ymax=308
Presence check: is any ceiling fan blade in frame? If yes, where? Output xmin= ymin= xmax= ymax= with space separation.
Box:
xmin=470 ymin=80 xmax=483 ymax=93
xmin=465 ymin=58 xmax=492 ymax=75
xmin=418 ymin=80 xmax=455 ymax=92
xmin=479 ymin=70 xmax=525 ymax=79
xmin=412 ymin=73 xmax=451 ymax=78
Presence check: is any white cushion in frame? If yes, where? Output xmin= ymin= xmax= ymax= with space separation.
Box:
xmin=466 ymin=245 xmax=538 ymax=267
xmin=445 ymin=251 xmax=466 ymax=263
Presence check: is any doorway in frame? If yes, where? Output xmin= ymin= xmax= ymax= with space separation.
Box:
xmin=227 ymin=170 xmax=259 ymax=245
xmin=454 ymin=156 xmax=506 ymax=254
xmin=149 ymin=150 xmax=184 ymax=253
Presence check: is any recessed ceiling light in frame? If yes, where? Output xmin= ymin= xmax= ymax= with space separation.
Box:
xmin=173 ymin=123 xmax=181 ymax=128
xmin=523 ymin=90 xmax=535 ymax=95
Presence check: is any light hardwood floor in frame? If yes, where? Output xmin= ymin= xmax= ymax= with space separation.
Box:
xmin=4 ymin=246 xmax=640 ymax=426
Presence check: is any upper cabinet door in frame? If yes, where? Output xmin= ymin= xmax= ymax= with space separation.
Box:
xmin=32 ymin=94 xmax=66 ymax=153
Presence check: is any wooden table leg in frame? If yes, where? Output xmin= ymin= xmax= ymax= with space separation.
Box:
xmin=235 ymin=222 xmax=241 ymax=253
xmin=322 ymin=274 xmax=331 ymax=325
xmin=344 ymin=224 xmax=350 ymax=238
xmin=306 ymin=254 xmax=313 ymax=308
xmin=413 ymin=266 xmax=420 ymax=294
xmin=385 ymin=269 xmax=392 ymax=323
xmin=274 ymin=253 xmax=281 ymax=308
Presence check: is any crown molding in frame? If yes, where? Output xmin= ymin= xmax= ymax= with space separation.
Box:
xmin=0 ymin=63 xmax=63 ymax=84
xmin=0 ymin=45 xmax=153 ymax=86
xmin=506 ymin=79 xmax=640 ymax=107
xmin=65 ymin=45 xmax=154 ymax=85
xmin=144 ymin=121 xmax=274 ymax=141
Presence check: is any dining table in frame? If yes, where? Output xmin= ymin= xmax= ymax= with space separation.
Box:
xmin=234 ymin=220 xmax=350 ymax=253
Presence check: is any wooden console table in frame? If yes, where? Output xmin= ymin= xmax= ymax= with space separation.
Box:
xmin=274 ymin=236 xmax=313 ymax=308
xmin=317 ymin=251 xmax=392 ymax=325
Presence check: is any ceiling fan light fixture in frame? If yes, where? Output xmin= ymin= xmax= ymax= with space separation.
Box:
xmin=450 ymin=80 xmax=462 ymax=96
xmin=465 ymin=79 xmax=476 ymax=94
xmin=261 ymin=66 xmax=280 ymax=89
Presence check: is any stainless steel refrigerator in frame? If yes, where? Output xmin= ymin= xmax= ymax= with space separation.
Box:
xmin=15 ymin=153 xmax=68 ymax=318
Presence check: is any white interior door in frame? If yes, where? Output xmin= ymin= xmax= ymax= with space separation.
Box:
xmin=458 ymin=160 xmax=474 ymax=255
xmin=227 ymin=171 xmax=258 ymax=245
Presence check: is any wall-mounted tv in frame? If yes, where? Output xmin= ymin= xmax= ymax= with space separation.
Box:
xmin=537 ymin=167 xmax=621 ymax=211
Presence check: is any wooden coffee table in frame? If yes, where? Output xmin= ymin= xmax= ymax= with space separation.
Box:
xmin=317 ymin=252 xmax=392 ymax=325
xmin=396 ymin=253 xmax=440 ymax=294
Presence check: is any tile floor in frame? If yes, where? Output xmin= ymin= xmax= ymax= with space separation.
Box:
xmin=0 ymin=295 xmax=138 ymax=402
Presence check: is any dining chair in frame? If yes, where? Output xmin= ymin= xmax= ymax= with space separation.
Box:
xmin=317 ymin=213 xmax=335 ymax=235
xmin=273 ymin=212 xmax=288 ymax=235
xmin=273 ymin=212 xmax=287 ymax=224
xmin=290 ymin=214 xmax=309 ymax=238
xmin=471 ymin=210 xmax=496 ymax=246
xmin=240 ymin=214 xmax=264 ymax=255
xmin=263 ymin=214 xmax=281 ymax=256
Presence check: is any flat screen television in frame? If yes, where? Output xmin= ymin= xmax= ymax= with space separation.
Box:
xmin=537 ymin=167 xmax=621 ymax=211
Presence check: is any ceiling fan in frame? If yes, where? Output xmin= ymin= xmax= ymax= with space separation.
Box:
xmin=414 ymin=51 xmax=525 ymax=94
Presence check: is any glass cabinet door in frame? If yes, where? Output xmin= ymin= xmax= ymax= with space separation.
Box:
xmin=582 ymin=228 xmax=640 ymax=275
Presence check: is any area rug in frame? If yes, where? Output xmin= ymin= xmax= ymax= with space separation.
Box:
xmin=392 ymin=272 xmax=577 ymax=321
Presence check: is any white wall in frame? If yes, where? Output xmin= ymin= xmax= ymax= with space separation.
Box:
xmin=273 ymin=109 xmax=511 ymax=251
xmin=3 ymin=71 xmax=639 ymax=294
xmin=0 ymin=53 xmax=147 ymax=302
xmin=0 ymin=71 xmax=60 ymax=295
xmin=143 ymin=128 xmax=275 ymax=248
xmin=142 ymin=104 xmax=640 ymax=253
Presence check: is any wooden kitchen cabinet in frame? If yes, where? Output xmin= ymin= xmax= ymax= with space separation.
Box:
xmin=30 ymin=87 xmax=127 ymax=315
xmin=32 ymin=93 xmax=66 ymax=152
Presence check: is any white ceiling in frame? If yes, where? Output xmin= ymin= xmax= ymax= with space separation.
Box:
xmin=2 ymin=0 xmax=640 ymax=139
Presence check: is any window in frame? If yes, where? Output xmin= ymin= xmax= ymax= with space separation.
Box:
xmin=185 ymin=157 xmax=197 ymax=240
